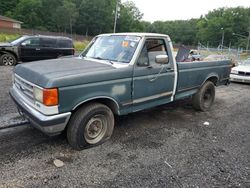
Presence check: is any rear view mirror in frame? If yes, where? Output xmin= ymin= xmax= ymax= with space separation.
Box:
xmin=155 ymin=55 xmax=169 ymax=64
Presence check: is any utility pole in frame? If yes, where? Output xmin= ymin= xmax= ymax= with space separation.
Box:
xmin=113 ymin=0 xmax=119 ymax=33
xmin=221 ymin=28 xmax=224 ymax=50
xmin=246 ymin=26 xmax=250 ymax=52
xmin=232 ymin=29 xmax=250 ymax=52
xmin=70 ymin=18 xmax=72 ymax=38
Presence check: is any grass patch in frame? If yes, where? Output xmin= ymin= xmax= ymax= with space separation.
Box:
xmin=74 ymin=40 xmax=89 ymax=52
xmin=0 ymin=33 xmax=20 ymax=42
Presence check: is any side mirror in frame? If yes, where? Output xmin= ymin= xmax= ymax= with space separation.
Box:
xmin=155 ymin=54 xmax=169 ymax=64
xmin=21 ymin=42 xmax=26 ymax=46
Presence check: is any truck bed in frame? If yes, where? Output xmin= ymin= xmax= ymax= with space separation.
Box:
xmin=175 ymin=60 xmax=231 ymax=100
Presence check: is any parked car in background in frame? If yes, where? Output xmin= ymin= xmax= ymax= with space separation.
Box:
xmin=230 ymin=58 xmax=250 ymax=83
xmin=175 ymin=49 xmax=202 ymax=62
xmin=189 ymin=50 xmax=202 ymax=61
xmin=0 ymin=35 xmax=74 ymax=66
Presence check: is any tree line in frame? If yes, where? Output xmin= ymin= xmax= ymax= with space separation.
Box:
xmin=0 ymin=0 xmax=250 ymax=48
xmin=0 ymin=0 xmax=143 ymax=35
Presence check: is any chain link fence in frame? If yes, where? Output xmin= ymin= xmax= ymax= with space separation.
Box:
xmin=197 ymin=43 xmax=250 ymax=65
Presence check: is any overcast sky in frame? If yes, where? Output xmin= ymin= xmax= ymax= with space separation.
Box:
xmin=122 ymin=0 xmax=250 ymax=22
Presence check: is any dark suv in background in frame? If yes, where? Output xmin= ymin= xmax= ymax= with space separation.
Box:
xmin=0 ymin=35 xmax=75 ymax=66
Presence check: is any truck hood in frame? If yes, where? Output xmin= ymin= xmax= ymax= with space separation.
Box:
xmin=0 ymin=42 xmax=13 ymax=47
xmin=232 ymin=64 xmax=250 ymax=72
xmin=14 ymin=57 xmax=129 ymax=88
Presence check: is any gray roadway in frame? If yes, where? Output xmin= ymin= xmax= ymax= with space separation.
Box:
xmin=0 ymin=66 xmax=249 ymax=187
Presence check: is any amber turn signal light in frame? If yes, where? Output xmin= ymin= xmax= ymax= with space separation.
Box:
xmin=43 ymin=88 xmax=58 ymax=106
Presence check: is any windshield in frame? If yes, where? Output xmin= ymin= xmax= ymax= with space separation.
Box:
xmin=83 ymin=35 xmax=141 ymax=63
xmin=10 ymin=36 xmax=27 ymax=45
xmin=241 ymin=58 xmax=250 ymax=65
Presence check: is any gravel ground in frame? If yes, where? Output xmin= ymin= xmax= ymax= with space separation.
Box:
xmin=0 ymin=67 xmax=17 ymax=115
xmin=0 ymin=67 xmax=25 ymax=128
xmin=0 ymin=66 xmax=249 ymax=187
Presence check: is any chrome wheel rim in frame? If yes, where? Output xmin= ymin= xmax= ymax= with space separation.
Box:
xmin=2 ymin=56 xmax=14 ymax=66
xmin=84 ymin=114 xmax=107 ymax=144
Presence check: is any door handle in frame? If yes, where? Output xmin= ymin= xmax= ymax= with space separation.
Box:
xmin=147 ymin=65 xmax=153 ymax=69
xmin=166 ymin=67 xmax=174 ymax=72
xmin=36 ymin=48 xmax=40 ymax=51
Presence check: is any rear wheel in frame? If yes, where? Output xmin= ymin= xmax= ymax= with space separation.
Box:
xmin=67 ymin=102 xmax=114 ymax=150
xmin=0 ymin=53 xmax=17 ymax=66
xmin=192 ymin=81 xmax=215 ymax=111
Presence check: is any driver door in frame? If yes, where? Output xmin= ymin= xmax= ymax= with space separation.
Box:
xmin=132 ymin=38 xmax=175 ymax=111
xmin=20 ymin=37 xmax=41 ymax=62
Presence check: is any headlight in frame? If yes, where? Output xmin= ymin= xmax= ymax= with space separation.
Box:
xmin=231 ymin=69 xmax=238 ymax=74
xmin=33 ymin=87 xmax=58 ymax=106
xmin=33 ymin=87 xmax=43 ymax=103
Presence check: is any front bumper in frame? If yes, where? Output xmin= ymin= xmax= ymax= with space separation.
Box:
xmin=230 ymin=74 xmax=250 ymax=83
xmin=10 ymin=87 xmax=71 ymax=135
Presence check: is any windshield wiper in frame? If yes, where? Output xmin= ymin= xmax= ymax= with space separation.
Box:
xmin=90 ymin=56 xmax=114 ymax=65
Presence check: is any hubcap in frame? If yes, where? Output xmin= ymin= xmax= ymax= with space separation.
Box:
xmin=2 ymin=56 xmax=14 ymax=66
xmin=86 ymin=118 xmax=103 ymax=138
xmin=203 ymin=88 xmax=213 ymax=108
xmin=84 ymin=115 xmax=107 ymax=144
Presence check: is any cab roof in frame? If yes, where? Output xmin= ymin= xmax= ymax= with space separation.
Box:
xmin=21 ymin=35 xmax=72 ymax=40
xmin=98 ymin=32 xmax=170 ymax=39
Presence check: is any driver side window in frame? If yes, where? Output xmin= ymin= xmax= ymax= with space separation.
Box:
xmin=22 ymin=38 xmax=40 ymax=47
xmin=137 ymin=38 xmax=168 ymax=66
xmin=137 ymin=44 xmax=149 ymax=66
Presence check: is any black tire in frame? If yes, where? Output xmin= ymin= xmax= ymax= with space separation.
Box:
xmin=67 ymin=102 xmax=114 ymax=150
xmin=0 ymin=53 xmax=17 ymax=66
xmin=192 ymin=81 xmax=215 ymax=111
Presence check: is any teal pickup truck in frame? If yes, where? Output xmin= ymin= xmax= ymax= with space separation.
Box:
xmin=10 ymin=33 xmax=231 ymax=150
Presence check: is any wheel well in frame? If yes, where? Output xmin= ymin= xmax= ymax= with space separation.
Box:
xmin=73 ymin=98 xmax=120 ymax=115
xmin=0 ymin=50 xmax=18 ymax=60
xmin=206 ymin=76 xmax=218 ymax=86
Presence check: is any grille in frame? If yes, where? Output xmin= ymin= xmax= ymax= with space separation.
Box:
xmin=238 ymin=71 xmax=250 ymax=76
xmin=14 ymin=75 xmax=34 ymax=102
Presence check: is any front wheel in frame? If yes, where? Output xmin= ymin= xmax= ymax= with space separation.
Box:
xmin=67 ymin=102 xmax=114 ymax=150
xmin=0 ymin=53 xmax=17 ymax=66
xmin=192 ymin=81 xmax=215 ymax=111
